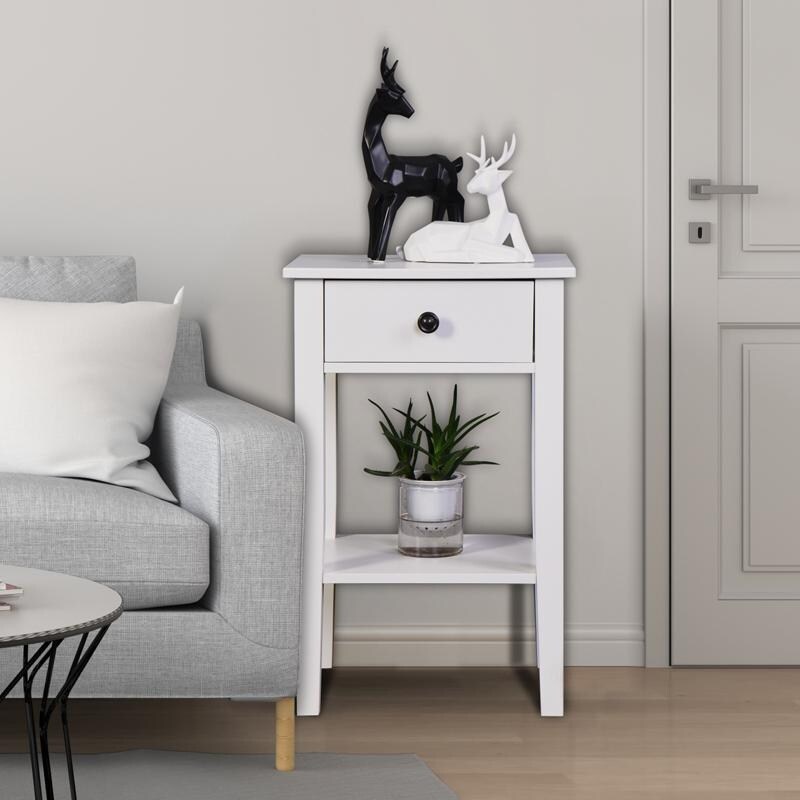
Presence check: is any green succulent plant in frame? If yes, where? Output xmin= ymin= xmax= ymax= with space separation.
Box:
xmin=364 ymin=385 xmax=499 ymax=482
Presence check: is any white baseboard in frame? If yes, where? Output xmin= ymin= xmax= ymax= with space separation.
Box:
xmin=332 ymin=622 xmax=644 ymax=667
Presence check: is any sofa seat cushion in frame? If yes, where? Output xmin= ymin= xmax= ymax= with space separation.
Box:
xmin=0 ymin=474 xmax=209 ymax=610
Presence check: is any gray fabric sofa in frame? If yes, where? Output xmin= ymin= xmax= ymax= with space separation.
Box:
xmin=0 ymin=257 xmax=304 ymax=764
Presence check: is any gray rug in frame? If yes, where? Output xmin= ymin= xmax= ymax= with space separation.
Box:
xmin=1 ymin=750 xmax=457 ymax=799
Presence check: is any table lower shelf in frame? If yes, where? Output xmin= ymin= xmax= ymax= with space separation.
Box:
xmin=323 ymin=533 xmax=536 ymax=585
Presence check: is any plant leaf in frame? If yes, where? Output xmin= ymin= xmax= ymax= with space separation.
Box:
xmin=368 ymin=398 xmax=399 ymax=439
xmin=393 ymin=407 xmax=431 ymax=437
xmin=448 ymin=384 xmax=458 ymax=431
xmin=388 ymin=435 xmax=431 ymax=457
xmin=453 ymin=411 xmax=500 ymax=447
xmin=427 ymin=392 xmax=441 ymax=440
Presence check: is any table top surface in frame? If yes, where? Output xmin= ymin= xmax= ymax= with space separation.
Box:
xmin=0 ymin=565 xmax=122 ymax=648
xmin=283 ymin=253 xmax=577 ymax=280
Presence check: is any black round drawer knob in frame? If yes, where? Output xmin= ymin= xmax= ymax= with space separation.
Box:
xmin=417 ymin=312 xmax=440 ymax=334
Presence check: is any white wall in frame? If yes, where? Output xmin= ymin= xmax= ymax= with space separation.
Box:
xmin=0 ymin=0 xmax=645 ymax=665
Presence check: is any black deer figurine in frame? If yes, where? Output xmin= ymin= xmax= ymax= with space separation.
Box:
xmin=362 ymin=48 xmax=465 ymax=262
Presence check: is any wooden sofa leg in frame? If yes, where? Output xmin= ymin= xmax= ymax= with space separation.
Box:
xmin=275 ymin=697 xmax=296 ymax=771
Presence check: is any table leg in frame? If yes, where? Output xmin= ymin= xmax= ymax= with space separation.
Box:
xmin=1 ymin=626 xmax=110 ymax=800
xmin=58 ymin=632 xmax=90 ymax=800
xmin=21 ymin=646 xmax=43 ymax=800
xmin=533 ymin=279 xmax=565 ymax=717
xmin=294 ymin=279 xmax=325 ymax=716
xmin=38 ymin=642 xmax=60 ymax=800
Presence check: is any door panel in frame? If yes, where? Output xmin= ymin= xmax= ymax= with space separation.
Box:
xmin=673 ymin=0 xmax=800 ymax=662
xmin=720 ymin=328 xmax=800 ymax=599
xmin=743 ymin=0 xmax=800 ymax=252
xmin=743 ymin=342 xmax=800 ymax=568
xmin=721 ymin=0 xmax=800 ymax=273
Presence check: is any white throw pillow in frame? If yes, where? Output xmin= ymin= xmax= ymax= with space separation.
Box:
xmin=0 ymin=290 xmax=184 ymax=501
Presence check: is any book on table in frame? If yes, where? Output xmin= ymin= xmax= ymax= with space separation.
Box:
xmin=0 ymin=582 xmax=23 ymax=611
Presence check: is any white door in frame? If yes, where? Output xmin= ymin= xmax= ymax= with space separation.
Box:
xmin=672 ymin=0 xmax=800 ymax=663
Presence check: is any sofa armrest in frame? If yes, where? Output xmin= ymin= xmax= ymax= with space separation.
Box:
xmin=152 ymin=384 xmax=304 ymax=651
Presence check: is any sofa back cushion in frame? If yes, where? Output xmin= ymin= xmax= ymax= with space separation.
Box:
xmin=0 ymin=256 xmax=137 ymax=302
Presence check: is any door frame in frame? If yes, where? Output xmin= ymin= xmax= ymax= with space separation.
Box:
xmin=643 ymin=0 xmax=671 ymax=667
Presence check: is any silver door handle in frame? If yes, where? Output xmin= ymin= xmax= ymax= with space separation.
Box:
xmin=689 ymin=178 xmax=759 ymax=199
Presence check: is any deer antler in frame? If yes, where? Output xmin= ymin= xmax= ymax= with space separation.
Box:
xmin=466 ymin=135 xmax=489 ymax=170
xmin=467 ymin=134 xmax=516 ymax=172
xmin=380 ymin=47 xmax=401 ymax=91
xmin=492 ymin=134 xmax=517 ymax=169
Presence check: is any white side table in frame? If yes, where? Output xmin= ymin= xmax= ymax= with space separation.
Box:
xmin=283 ymin=254 xmax=576 ymax=717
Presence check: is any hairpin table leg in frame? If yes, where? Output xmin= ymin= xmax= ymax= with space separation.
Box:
xmin=1 ymin=626 xmax=111 ymax=800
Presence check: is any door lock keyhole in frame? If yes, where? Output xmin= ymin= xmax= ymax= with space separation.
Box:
xmin=689 ymin=222 xmax=711 ymax=243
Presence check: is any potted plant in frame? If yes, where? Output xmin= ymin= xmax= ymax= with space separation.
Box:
xmin=365 ymin=385 xmax=499 ymax=557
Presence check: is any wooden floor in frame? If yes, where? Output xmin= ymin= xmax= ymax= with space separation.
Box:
xmin=3 ymin=667 xmax=800 ymax=798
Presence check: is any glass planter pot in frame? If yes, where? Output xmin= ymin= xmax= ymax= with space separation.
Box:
xmin=397 ymin=473 xmax=464 ymax=557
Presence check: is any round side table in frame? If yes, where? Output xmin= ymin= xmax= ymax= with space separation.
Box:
xmin=0 ymin=565 xmax=122 ymax=800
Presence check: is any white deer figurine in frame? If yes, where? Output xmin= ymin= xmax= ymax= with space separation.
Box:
xmin=399 ymin=134 xmax=534 ymax=263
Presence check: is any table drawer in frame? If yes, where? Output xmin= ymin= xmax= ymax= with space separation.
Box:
xmin=324 ymin=280 xmax=534 ymax=363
